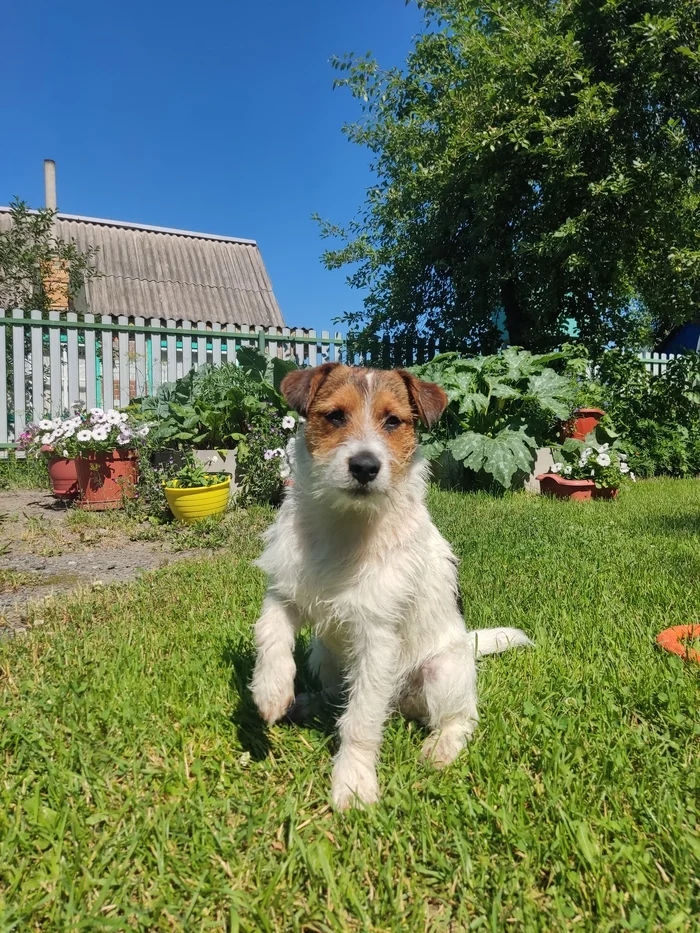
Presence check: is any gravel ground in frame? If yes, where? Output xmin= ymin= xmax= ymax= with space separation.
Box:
xmin=0 ymin=490 xmax=203 ymax=637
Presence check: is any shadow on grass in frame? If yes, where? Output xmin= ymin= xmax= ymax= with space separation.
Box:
xmin=647 ymin=512 xmax=700 ymax=539
xmin=222 ymin=638 xmax=338 ymax=761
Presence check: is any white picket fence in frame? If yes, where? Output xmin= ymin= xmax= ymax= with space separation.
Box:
xmin=1 ymin=309 xmax=343 ymax=451
xmin=0 ymin=308 xmax=683 ymax=453
xmin=636 ymin=351 xmax=676 ymax=376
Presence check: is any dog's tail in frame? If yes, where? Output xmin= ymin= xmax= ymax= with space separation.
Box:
xmin=469 ymin=627 xmax=533 ymax=659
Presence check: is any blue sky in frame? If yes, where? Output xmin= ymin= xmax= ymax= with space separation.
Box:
xmin=2 ymin=0 xmax=423 ymax=334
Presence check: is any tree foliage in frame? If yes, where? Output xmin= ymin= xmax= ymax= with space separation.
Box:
xmin=0 ymin=198 xmax=99 ymax=312
xmin=318 ymin=0 xmax=700 ymax=354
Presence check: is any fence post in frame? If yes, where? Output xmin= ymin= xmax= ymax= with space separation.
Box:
xmin=12 ymin=310 xmax=26 ymax=439
xmin=135 ymin=316 xmax=147 ymax=396
xmin=30 ymin=310 xmax=44 ymax=421
xmin=258 ymin=328 xmax=266 ymax=355
xmin=84 ymin=313 xmax=97 ymax=409
xmin=211 ymin=322 xmax=222 ymax=367
xmin=197 ymin=321 xmax=207 ymax=369
xmin=101 ymin=315 xmax=114 ymax=410
xmin=151 ymin=318 xmax=162 ymax=392
xmin=0 ymin=310 xmax=7 ymax=448
xmin=117 ymin=315 xmax=130 ymax=408
xmin=180 ymin=320 xmax=192 ymax=376
xmin=166 ymin=318 xmax=178 ymax=383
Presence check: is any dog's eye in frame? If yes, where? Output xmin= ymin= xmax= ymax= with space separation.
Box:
xmin=384 ymin=415 xmax=402 ymax=431
xmin=325 ymin=410 xmax=346 ymax=427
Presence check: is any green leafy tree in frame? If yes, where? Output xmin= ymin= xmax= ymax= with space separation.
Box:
xmin=318 ymin=0 xmax=700 ymax=354
xmin=0 ymin=198 xmax=99 ymax=311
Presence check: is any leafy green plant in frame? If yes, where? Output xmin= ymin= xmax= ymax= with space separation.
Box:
xmin=580 ymin=350 xmax=700 ymax=478
xmin=549 ymin=439 xmax=634 ymax=491
xmin=164 ymin=458 xmax=228 ymax=490
xmin=138 ymin=350 xmax=298 ymax=455
xmin=411 ymin=347 xmax=577 ymax=489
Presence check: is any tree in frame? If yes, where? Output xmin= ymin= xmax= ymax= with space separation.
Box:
xmin=318 ymin=0 xmax=700 ymax=355
xmin=0 ymin=198 xmax=99 ymax=312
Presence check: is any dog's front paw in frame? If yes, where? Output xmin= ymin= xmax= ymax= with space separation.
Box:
xmin=251 ymin=663 xmax=295 ymax=725
xmin=331 ymin=758 xmax=380 ymax=811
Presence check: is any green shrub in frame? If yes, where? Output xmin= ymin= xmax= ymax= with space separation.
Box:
xmin=411 ymin=347 xmax=578 ymax=489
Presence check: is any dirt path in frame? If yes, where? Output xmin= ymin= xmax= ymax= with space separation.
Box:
xmin=0 ymin=490 xmax=203 ymax=637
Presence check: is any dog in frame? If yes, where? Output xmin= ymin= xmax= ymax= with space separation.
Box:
xmin=250 ymin=363 xmax=532 ymax=810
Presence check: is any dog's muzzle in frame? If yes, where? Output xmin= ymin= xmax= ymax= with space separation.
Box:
xmin=348 ymin=451 xmax=381 ymax=486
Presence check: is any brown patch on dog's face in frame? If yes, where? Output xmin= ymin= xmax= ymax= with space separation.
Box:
xmin=282 ymin=365 xmax=447 ymax=482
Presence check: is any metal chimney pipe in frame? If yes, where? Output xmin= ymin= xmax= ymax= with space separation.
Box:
xmin=44 ymin=159 xmax=57 ymax=211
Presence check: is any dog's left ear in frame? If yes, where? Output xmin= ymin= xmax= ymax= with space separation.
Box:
xmin=398 ymin=371 xmax=448 ymax=429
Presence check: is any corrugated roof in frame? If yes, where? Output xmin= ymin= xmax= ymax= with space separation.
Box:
xmin=0 ymin=207 xmax=285 ymax=327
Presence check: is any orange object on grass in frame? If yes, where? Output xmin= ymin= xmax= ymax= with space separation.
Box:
xmin=656 ymin=625 xmax=700 ymax=663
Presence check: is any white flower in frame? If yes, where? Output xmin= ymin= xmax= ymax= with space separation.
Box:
xmin=264 ymin=449 xmax=276 ymax=461
xmin=41 ymin=433 xmax=53 ymax=444
xmin=599 ymin=443 xmax=609 ymax=452
xmin=550 ymin=462 xmax=562 ymax=473
xmin=89 ymin=407 xmax=104 ymax=418
xmin=282 ymin=415 xmax=295 ymax=431
xmin=119 ymin=412 xmax=128 ymax=423
xmin=619 ymin=462 xmax=630 ymax=474
xmin=564 ymin=465 xmax=572 ymax=475
xmin=62 ymin=449 xmax=69 ymax=457
xmin=597 ymin=453 xmax=611 ymax=467
xmin=116 ymin=434 xmax=131 ymax=446
xmin=38 ymin=419 xmax=54 ymax=431
xmin=137 ymin=426 xmax=150 ymax=437
xmin=630 ymin=472 xmax=636 ymax=482
xmin=582 ymin=448 xmax=592 ymax=459
xmin=92 ymin=427 xmax=109 ymax=441
xmin=105 ymin=410 xmax=122 ymax=425
xmin=578 ymin=459 xmax=587 ymax=468
xmin=76 ymin=430 xmax=93 ymax=442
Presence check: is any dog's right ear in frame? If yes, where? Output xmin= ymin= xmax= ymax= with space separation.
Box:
xmin=281 ymin=363 xmax=340 ymax=416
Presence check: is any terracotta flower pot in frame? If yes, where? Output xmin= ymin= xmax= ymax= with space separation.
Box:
xmin=76 ymin=450 xmax=138 ymax=511
xmin=559 ymin=407 xmax=606 ymax=442
xmin=47 ymin=456 xmax=79 ymax=498
xmin=537 ymin=472 xmax=618 ymax=501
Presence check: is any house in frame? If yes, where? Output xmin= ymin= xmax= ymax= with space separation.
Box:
xmin=0 ymin=161 xmax=284 ymax=328
xmin=656 ymin=322 xmax=700 ymax=355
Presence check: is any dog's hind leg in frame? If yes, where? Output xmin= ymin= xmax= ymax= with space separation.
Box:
xmin=419 ymin=646 xmax=480 ymax=769
xmin=286 ymin=638 xmax=344 ymax=724
xmin=251 ymin=595 xmax=302 ymax=724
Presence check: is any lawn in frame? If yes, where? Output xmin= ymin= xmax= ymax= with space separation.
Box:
xmin=1 ymin=481 xmax=699 ymax=932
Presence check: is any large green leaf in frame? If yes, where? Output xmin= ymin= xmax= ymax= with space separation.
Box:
xmin=448 ymin=431 xmax=486 ymax=468
xmin=526 ymin=370 xmax=574 ymax=420
xmin=449 ymin=426 xmax=536 ymax=488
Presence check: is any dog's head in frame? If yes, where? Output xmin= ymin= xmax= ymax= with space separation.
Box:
xmin=280 ymin=363 xmax=447 ymax=509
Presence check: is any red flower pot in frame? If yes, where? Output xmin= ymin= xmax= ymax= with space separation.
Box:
xmin=537 ymin=473 xmax=618 ymax=501
xmin=76 ymin=450 xmax=138 ymax=511
xmin=559 ymin=408 xmax=606 ymax=442
xmin=47 ymin=456 xmax=79 ymax=498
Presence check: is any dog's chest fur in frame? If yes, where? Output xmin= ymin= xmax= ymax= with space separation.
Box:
xmin=256 ymin=479 xmax=461 ymax=663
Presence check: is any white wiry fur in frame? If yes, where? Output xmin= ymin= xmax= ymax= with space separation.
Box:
xmin=251 ymin=424 xmax=532 ymax=810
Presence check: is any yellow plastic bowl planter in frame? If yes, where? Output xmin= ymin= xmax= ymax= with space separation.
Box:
xmin=164 ymin=476 xmax=231 ymax=523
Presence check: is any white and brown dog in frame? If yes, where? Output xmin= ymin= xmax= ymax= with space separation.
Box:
xmin=251 ymin=363 xmax=531 ymax=810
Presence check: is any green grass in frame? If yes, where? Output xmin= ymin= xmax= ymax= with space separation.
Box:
xmin=1 ymin=481 xmax=699 ymax=932
xmin=0 ymin=455 xmax=49 ymax=491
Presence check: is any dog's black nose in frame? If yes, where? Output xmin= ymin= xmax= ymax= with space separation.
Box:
xmin=348 ymin=452 xmax=381 ymax=485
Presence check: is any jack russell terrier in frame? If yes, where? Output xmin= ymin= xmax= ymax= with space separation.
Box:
xmin=251 ymin=363 xmax=532 ymax=810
